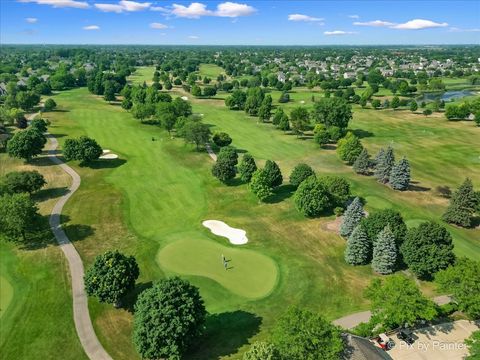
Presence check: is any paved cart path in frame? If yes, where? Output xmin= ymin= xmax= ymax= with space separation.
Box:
xmin=27 ymin=111 xmax=112 ymax=360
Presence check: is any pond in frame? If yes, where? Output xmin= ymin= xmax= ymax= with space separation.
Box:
xmin=418 ymin=90 xmax=475 ymax=102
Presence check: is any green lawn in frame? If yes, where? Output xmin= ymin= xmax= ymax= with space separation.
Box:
xmin=158 ymin=237 xmax=278 ymax=299
xmin=198 ymin=63 xmax=225 ymax=79
xmin=5 ymin=84 xmax=477 ymax=360
xmin=41 ymin=88 xmax=375 ymax=359
xmin=127 ymin=66 xmax=155 ymax=85
xmin=0 ymin=276 xmax=13 ymax=319
xmin=0 ymin=151 xmax=87 ymax=360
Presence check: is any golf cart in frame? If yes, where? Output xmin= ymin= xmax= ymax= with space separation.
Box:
xmin=374 ymin=333 xmax=395 ymax=350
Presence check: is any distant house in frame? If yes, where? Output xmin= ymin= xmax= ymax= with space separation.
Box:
xmin=343 ymin=334 xmax=393 ymax=360
xmin=40 ymin=74 xmax=50 ymax=82
xmin=343 ymin=72 xmax=356 ymax=79
xmin=277 ymin=72 xmax=286 ymax=83
xmin=84 ymin=63 xmax=95 ymax=72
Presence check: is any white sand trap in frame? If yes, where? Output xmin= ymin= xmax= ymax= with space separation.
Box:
xmin=300 ymin=100 xmax=305 ymax=104
xmin=181 ymin=96 xmax=189 ymax=100
xmin=102 ymin=149 xmax=111 ymax=154
xmin=202 ymin=220 xmax=248 ymax=245
xmin=99 ymin=153 xmax=118 ymax=159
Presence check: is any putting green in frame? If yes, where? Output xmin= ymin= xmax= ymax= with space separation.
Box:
xmin=0 ymin=276 xmax=14 ymax=319
xmin=157 ymin=238 xmax=278 ymax=299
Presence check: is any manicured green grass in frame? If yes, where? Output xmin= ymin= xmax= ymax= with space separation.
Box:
xmin=43 ymin=88 xmax=375 ymax=359
xmin=198 ymin=63 xmax=225 ymax=79
xmin=0 ymin=276 xmax=13 ymax=319
xmin=0 ymin=151 xmax=87 ymax=360
xmin=127 ymin=66 xmax=155 ymax=85
xmin=158 ymin=237 xmax=278 ymax=299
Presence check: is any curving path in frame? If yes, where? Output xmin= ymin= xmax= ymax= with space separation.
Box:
xmin=27 ymin=109 xmax=112 ymax=360
xmin=46 ymin=135 xmax=113 ymax=360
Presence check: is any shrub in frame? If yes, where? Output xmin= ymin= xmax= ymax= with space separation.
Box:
xmin=263 ymin=160 xmax=283 ymax=188
xmin=337 ymin=132 xmax=363 ymax=165
xmin=294 ymin=176 xmax=331 ymax=217
xmin=249 ymin=169 xmax=273 ymax=201
xmin=289 ymin=163 xmax=315 ymax=188
xmin=63 ymin=136 xmax=103 ymax=164
xmin=212 ymin=132 xmax=232 ymax=147
xmin=238 ymin=153 xmax=257 ymax=182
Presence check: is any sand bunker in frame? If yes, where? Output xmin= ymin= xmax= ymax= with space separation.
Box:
xmin=99 ymin=153 xmax=118 ymax=159
xmin=100 ymin=149 xmax=118 ymax=159
xmin=202 ymin=220 xmax=248 ymax=245
xmin=181 ymin=96 xmax=189 ymax=100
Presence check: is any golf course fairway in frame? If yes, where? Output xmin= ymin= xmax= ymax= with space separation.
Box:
xmin=157 ymin=238 xmax=278 ymax=299
xmin=0 ymin=276 xmax=14 ymax=319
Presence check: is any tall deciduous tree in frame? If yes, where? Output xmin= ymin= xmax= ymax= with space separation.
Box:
xmin=436 ymin=258 xmax=480 ymax=319
xmin=183 ymin=121 xmax=211 ymax=150
xmin=271 ymin=306 xmax=344 ymax=360
xmin=361 ymin=208 xmax=407 ymax=247
xmin=258 ymin=95 xmax=273 ymax=122
xmin=7 ymin=128 xmax=46 ymax=162
xmin=84 ymin=250 xmax=139 ymax=306
xmin=290 ymin=107 xmax=310 ymax=137
xmin=337 ymin=132 xmax=363 ymax=165
xmin=344 ymin=225 xmax=370 ymax=265
xmin=340 ymin=197 xmax=365 ymax=238
xmin=212 ymin=147 xmax=238 ymax=183
xmin=389 ymin=157 xmax=411 ymax=191
xmin=0 ymin=193 xmax=39 ymax=241
xmin=372 ymin=225 xmax=397 ymax=275
xmin=442 ymin=178 xmax=477 ymax=227
xmin=133 ymin=277 xmax=206 ymax=360
xmin=63 ymin=136 xmax=103 ymax=164
xmin=365 ymin=275 xmax=437 ymax=330
xmin=2 ymin=170 xmax=46 ymax=194
xmin=238 ymin=153 xmax=257 ymax=182
xmin=401 ymin=222 xmax=455 ymax=279
xmin=311 ymin=97 xmax=352 ymax=130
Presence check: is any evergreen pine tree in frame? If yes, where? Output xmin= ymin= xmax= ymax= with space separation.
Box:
xmin=374 ymin=145 xmax=395 ymax=183
xmin=389 ymin=157 xmax=411 ymax=191
xmin=344 ymin=225 xmax=371 ymax=265
xmin=442 ymin=178 xmax=477 ymax=227
xmin=238 ymin=153 xmax=257 ymax=183
xmin=263 ymin=160 xmax=283 ymax=188
xmin=353 ymin=148 xmax=371 ymax=175
xmin=372 ymin=225 xmax=397 ymax=275
xmin=340 ymin=197 xmax=365 ymax=238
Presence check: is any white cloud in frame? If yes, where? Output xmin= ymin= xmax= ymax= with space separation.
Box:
xmin=171 ymin=3 xmax=211 ymax=18
xmin=354 ymin=20 xmax=395 ymax=27
xmin=188 ymin=35 xmax=199 ymax=39
xmin=449 ymin=27 xmax=480 ymax=32
xmin=25 ymin=17 xmax=38 ymax=23
xmin=18 ymin=0 xmax=89 ymax=9
xmin=288 ymin=14 xmax=323 ymax=22
xmin=149 ymin=22 xmax=168 ymax=29
xmin=171 ymin=2 xmax=256 ymax=18
xmin=83 ymin=25 xmax=100 ymax=30
xmin=392 ymin=19 xmax=448 ymax=30
xmin=94 ymin=1 xmax=151 ymax=13
xmin=348 ymin=14 xmax=359 ymax=19
xmin=324 ymin=30 xmax=356 ymax=36
xmin=215 ymin=2 xmax=255 ymax=17
xmin=150 ymin=6 xmax=169 ymax=12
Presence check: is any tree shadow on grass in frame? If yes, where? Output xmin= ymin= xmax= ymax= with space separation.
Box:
xmin=224 ymin=177 xmax=245 ymax=187
xmin=186 ymin=311 xmax=262 ymax=360
xmin=265 ymin=184 xmax=296 ymax=204
xmin=408 ymin=181 xmax=430 ymax=192
xmin=34 ymin=186 xmax=69 ymax=202
xmin=63 ymin=223 xmax=95 ymax=243
xmin=86 ymin=158 xmax=127 ymax=169
xmin=352 ymin=129 xmax=374 ymax=139
xmin=30 ymin=156 xmax=56 ymax=167
xmin=122 ymin=281 xmax=153 ymax=313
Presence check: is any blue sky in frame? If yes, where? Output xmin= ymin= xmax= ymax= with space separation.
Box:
xmin=1 ymin=0 xmax=479 ymax=45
